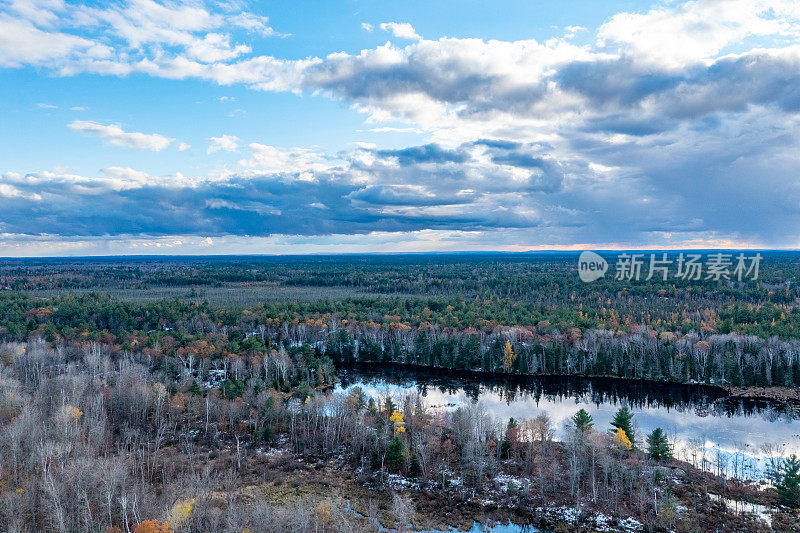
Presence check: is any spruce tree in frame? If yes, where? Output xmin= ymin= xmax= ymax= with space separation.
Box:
xmin=646 ymin=427 xmax=672 ymax=461
xmin=187 ymin=380 xmax=202 ymax=397
xmin=776 ymin=455 xmax=800 ymax=508
xmin=383 ymin=397 xmax=396 ymax=415
xmin=572 ymin=409 xmax=594 ymax=432
xmin=409 ymin=454 xmax=422 ymax=477
xmin=610 ymin=406 xmax=635 ymax=446
xmin=385 ymin=435 xmax=405 ymax=473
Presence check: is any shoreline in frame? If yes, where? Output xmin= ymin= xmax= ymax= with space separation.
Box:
xmin=334 ymin=360 xmax=800 ymax=406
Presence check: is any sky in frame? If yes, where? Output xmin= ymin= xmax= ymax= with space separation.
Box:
xmin=1 ymin=0 xmax=800 ymax=256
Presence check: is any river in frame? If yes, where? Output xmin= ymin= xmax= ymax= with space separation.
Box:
xmin=335 ymin=364 xmax=800 ymax=480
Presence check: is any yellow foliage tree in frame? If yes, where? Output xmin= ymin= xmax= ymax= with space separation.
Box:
xmin=166 ymin=498 xmax=194 ymax=528
xmin=315 ymin=500 xmax=333 ymax=525
xmin=152 ymin=383 xmax=167 ymax=400
xmin=56 ymin=404 xmax=83 ymax=425
xmin=389 ymin=410 xmax=406 ymax=433
xmin=613 ymin=428 xmax=633 ymax=451
xmin=502 ymin=340 xmax=516 ymax=372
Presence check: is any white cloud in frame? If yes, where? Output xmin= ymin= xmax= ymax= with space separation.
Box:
xmin=238 ymin=143 xmax=329 ymax=175
xmin=67 ymin=120 xmax=175 ymax=151
xmin=228 ymin=12 xmax=282 ymax=37
xmin=369 ymin=126 xmax=423 ymax=134
xmin=379 ymin=22 xmax=420 ymax=41
xmin=2 ymin=0 xmax=798 ymax=106
xmin=6 ymin=0 xmax=67 ymax=28
xmin=98 ymin=166 xmax=162 ymax=190
xmin=177 ymin=142 xmax=191 ymax=151
xmin=0 ymin=14 xmax=110 ymax=68
xmin=564 ymin=25 xmax=586 ymax=39
xmin=597 ymin=0 xmax=800 ymax=68
xmin=185 ymin=32 xmax=250 ymax=63
xmin=2 ymin=167 xmax=199 ymax=194
xmin=0 ymin=183 xmax=41 ymax=201
xmin=0 ymin=0 xmax=285 ymax=74
xmin=207 ymin=134 xmax=239 ymax=153
xmin=361 ymin=22 xmax=373 ymax=32
xmin=76 ymin=0 xmax=221 ymax=49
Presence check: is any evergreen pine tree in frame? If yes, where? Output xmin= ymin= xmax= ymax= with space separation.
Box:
xmin=187 ymin=380 xmax=202 ymax=397
xmin=385 ymin=435 xmax=405 ymax=473
xmin=383 ymin=397 xmax=396 ymax=415
xmin=776 ymin=455 xmax=800 ymax=508
xmin=610 ymin=406 xmax=635 ymax=446
xmin=572 ymin=409 xmax=594 ymax=432
xmin=646 ymin=427 xmax=672 ymax=461
xmin=409 ymin=454 xmax=422 ymax=477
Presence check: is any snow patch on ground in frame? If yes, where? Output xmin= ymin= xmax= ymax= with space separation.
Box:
xmin=534 ymin=505 xmax=643 ymax=532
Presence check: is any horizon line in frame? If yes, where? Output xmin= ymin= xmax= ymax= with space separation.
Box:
xmin=0 ymin=248 xmax=795 ymax=260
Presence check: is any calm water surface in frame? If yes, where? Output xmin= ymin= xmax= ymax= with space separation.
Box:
xmin=336 ymin=364 xmax=800 ymax=479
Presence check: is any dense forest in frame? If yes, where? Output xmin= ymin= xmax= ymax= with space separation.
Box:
xmin=1 ymin=254 xmax=800 ymax=532
xmin=1 ymin=252 xmax=800 ymax=388
xmin=5 ymin=287 xmax=800 ymax=388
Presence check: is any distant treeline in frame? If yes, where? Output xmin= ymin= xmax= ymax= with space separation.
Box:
xmin=2 ymin=253 xmax=798 ymax=301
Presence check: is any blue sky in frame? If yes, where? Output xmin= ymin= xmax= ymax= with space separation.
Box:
xmin=1 ymin=0 xmax=799 ymax=255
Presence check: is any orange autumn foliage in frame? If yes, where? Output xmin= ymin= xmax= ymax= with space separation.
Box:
xmin=132 ymin=520 xmax=173 ymax=533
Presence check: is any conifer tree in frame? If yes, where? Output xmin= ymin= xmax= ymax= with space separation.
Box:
xmin=386 ymin=435 xmax=405 ymax=473
xmin=610 ymin=406 xmax=635 ymax=446
xmin=646 ymin=427 xmax=672 ymax=461
xmin=383 ymin=397 xmax=396 ymax=415
xmin=776 ymin=455 xmax=800 ymax=508
xmin=572 ymin=409 xmax=594 ymax=432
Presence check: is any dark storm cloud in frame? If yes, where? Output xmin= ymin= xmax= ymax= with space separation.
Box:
xmin=554 ymin=59 xmax=684 ymax=108
xmin=375 ymin=144 xmax=469 ymax=164
xmin=580 ymin=114 xmax=674 ymax=136
xmin=0 ymin=140 xmax=565 ymax=237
